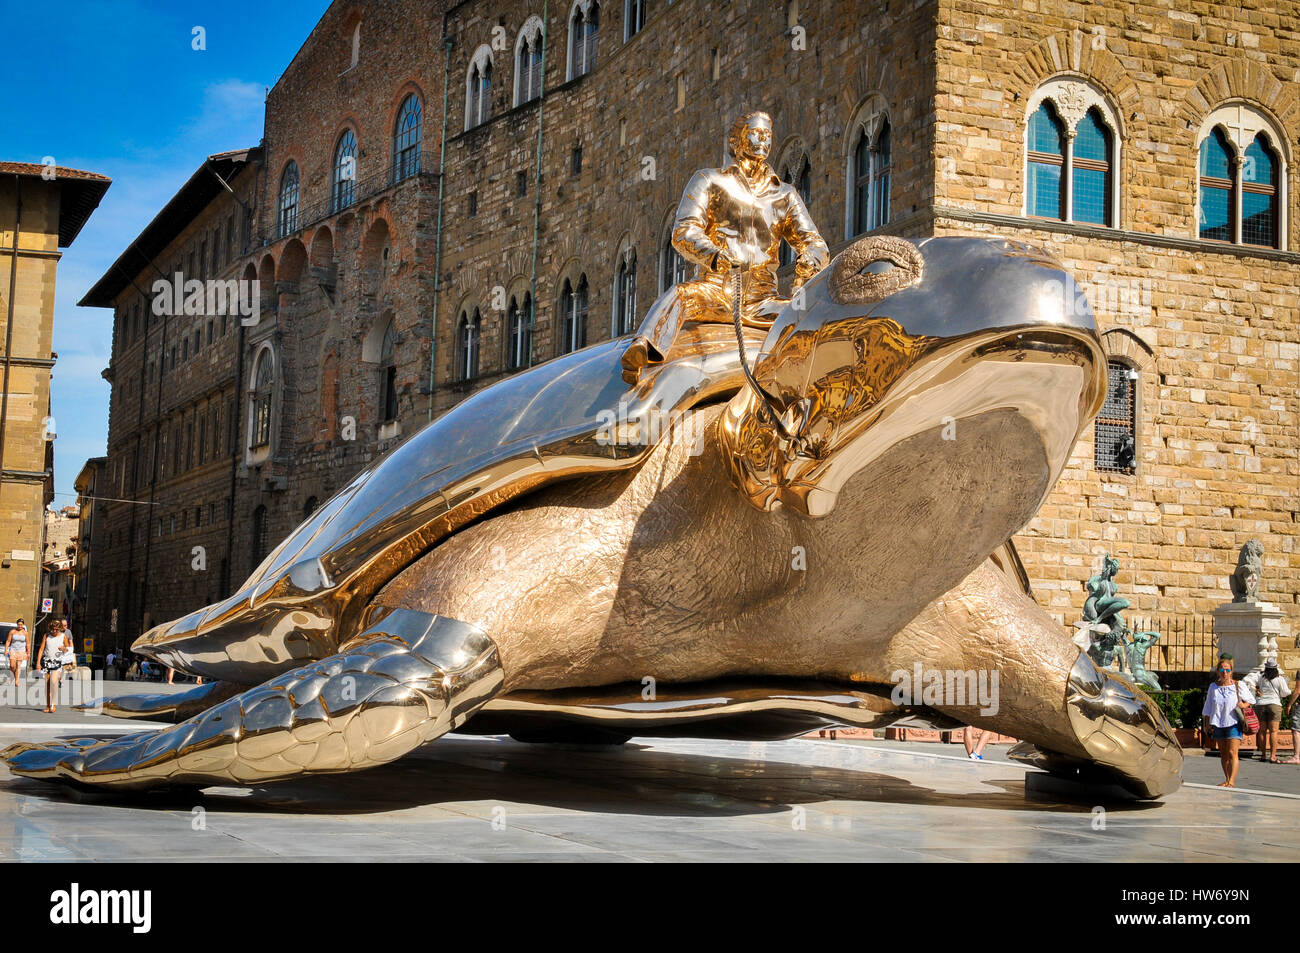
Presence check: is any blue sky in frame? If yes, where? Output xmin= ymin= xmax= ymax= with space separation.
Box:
xmin=1 ymin=0 xmax=330 ymax=507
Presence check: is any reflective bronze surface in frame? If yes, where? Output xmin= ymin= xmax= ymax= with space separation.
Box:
xmin=4 ymin=234 xmax=1181 ymax=799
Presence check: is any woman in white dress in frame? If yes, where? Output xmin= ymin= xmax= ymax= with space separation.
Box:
xmin=36 ymin=621 xmax=70 ymax=714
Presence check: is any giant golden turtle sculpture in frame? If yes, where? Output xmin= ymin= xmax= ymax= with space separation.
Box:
xmin=3 ymin=236 xmax=1182 ymax=798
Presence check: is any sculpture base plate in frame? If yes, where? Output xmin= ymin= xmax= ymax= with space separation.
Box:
xmin=1023 ymin=768 xmax=1143 ymax=803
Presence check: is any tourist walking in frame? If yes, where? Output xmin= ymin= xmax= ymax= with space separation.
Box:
xmin=963 ymin=726 xmax=991 ymax=760
xmin=1202 ymin=653 xmax=1255 ymax=787
xmin=1245 ymin=661 xmax=1291 ymax=763
xmin=5 ymin=619 xmax=29 ymax=685
xmin=36 ymin=621 xmax=71 ymax=713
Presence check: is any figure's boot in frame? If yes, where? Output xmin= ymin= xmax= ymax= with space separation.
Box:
xmin=620 ymin=336 xmax=653 ymax=385
xmin=3 ymin=610 xmax=502 ymax=790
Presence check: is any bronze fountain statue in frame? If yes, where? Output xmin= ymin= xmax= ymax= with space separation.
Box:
xmin=4 ymin=112 xmax=1181 ymax=799
xmin=1074 ymin=553 xmax=1163 ymax=692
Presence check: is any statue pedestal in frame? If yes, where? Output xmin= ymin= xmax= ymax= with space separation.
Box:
xmin=1212 ymin=601 xmax=1287 ymax=671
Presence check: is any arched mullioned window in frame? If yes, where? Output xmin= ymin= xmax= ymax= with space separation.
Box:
xmin=779 ymin=154 xmax=811 ymax=266
xmin=515 ymin=17 xmax=545 ymax=106
xmin=392 ymin=94 xmax=422 ymax=183
xmin=1195 ymin=103 xmax=1287 ymax=249
xmin=568 ymin=1 xmax=599 ymax=79
xmin=250 ymin=348 xmax=274 ymax=449
xmin=466 ymin=47 xmax=493 ymax=130
xmin=1095 ymin=360 xmax=1138 ymax=474
xmin=507 ymin=292 xmax=532 ymax=370
xmin=846 ymin=100 xmax=890 ymax=237
xmin=561 ymin=275 xmax=588 ymax=353
xmin=277 ymin=162 xmax=299 ymax=238
xmin=1024 ymin=80 xmax=1121 ymax=226
xmin=614 ymin=249 xmax=637 ymax=336
xmin=379 ymin=320 xmax=398 ymax=422
xmin=331 ymin=129 xmax=357 ymax=213
xmin=457 ymin=308 xmax=481 ymax=381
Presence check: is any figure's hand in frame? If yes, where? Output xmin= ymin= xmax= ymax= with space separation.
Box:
xmin=714 ymin=250 xmax=743 ymax=274
xmin=795 ymin=251 xmax=826 ymax=277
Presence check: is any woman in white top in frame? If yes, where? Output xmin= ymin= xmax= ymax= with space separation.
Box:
xmin=4 ymin=619 xmax=29 ymax=685
xmin=36 ymin=621 xmax=70 ymax=714
xmin=1202 ymin=653 xmax=1255 ymax=788
xmin=1245 ymin=661 xmax=1291 ymax=763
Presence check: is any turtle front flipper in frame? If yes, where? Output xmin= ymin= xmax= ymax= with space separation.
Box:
xmin=4 ymin=611 xmax=502 ymax=790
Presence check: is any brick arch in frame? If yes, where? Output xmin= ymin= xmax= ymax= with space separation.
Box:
xmin=1177 ymin=60 xmax=1300 ymax=146
xmin=278 ymin=238 xmax=307 ymax=287
xmin=359 ymin=216 xmax=394 ymax=298
xmin=444 ymin=257 xmax=491 ymax=310
xmin=308 ymin=225 xmax=335 ymax=270
xmin=501 ymin=246 xmax=532 ymax=284
xmin=840 ymin=55 xmax=899 ymax=119
xmin=775 ymin=134 xmax=810 ymax=178
xmin=1100 ymin=327 xmax=1154 ymax=371
xmin=550 ymin=230 xmax=597 ymax=279
xmin=1009 ymin=30 xmax=1148 ymax=144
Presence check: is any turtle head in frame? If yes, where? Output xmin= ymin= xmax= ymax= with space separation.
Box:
xmin=720 ymin=235 xmax=1107 ymax=517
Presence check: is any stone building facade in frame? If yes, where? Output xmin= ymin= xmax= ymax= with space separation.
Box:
xmin=0 ymin=162 xmax=108 ymax=629
xmin=82 ymin=150 xmax=260 ymax=650
xmin=70 ymin=456 xmax=106 ymax=646
xmin=85 ymin=0 xmax=1298 ymax=657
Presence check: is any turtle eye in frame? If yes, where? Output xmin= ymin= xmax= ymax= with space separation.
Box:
xmin=829 ymin=236 xmax=923 ymax=306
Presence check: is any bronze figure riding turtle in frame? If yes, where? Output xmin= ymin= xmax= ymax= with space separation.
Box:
xmin=3 ymin=235 xmax=1182 ymax=799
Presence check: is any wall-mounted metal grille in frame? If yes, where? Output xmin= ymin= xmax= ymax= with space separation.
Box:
xmin=1095 ymin=360 xmax=1136 ymax=473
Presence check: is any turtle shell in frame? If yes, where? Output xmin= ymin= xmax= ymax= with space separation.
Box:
xmin=135 ymin=323 xmax=767 ymax=679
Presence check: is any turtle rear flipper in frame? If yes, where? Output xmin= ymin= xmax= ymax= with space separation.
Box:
xmin=4 ymin=611 xmax=502 ymax=790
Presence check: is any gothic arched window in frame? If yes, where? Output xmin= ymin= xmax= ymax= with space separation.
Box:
xmin=561 ymin=275 xmax=588 ymax=353
xmin=507 ymin=293 xmax=532 ymax=370
xmin=466 ymin=48 xmax=493 ymax=130
xmin=615 ymin=250 xmax=637 ymax=336
xmin=850 ymin=115 xmax=890 ymax=235
xmin=1024 ymin=81 xmax=1122 ymax=227
xmin=457 ymin=308 xmax=481 ymax=381
xmin=515 ymin=18 xmax=545 ymax=105
xmin=568 ymin=1 xmax=599 ymax=79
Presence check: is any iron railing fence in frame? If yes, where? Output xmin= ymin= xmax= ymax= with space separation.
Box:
xmin=1129 ymin=615 xmax=1218 ymax=673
